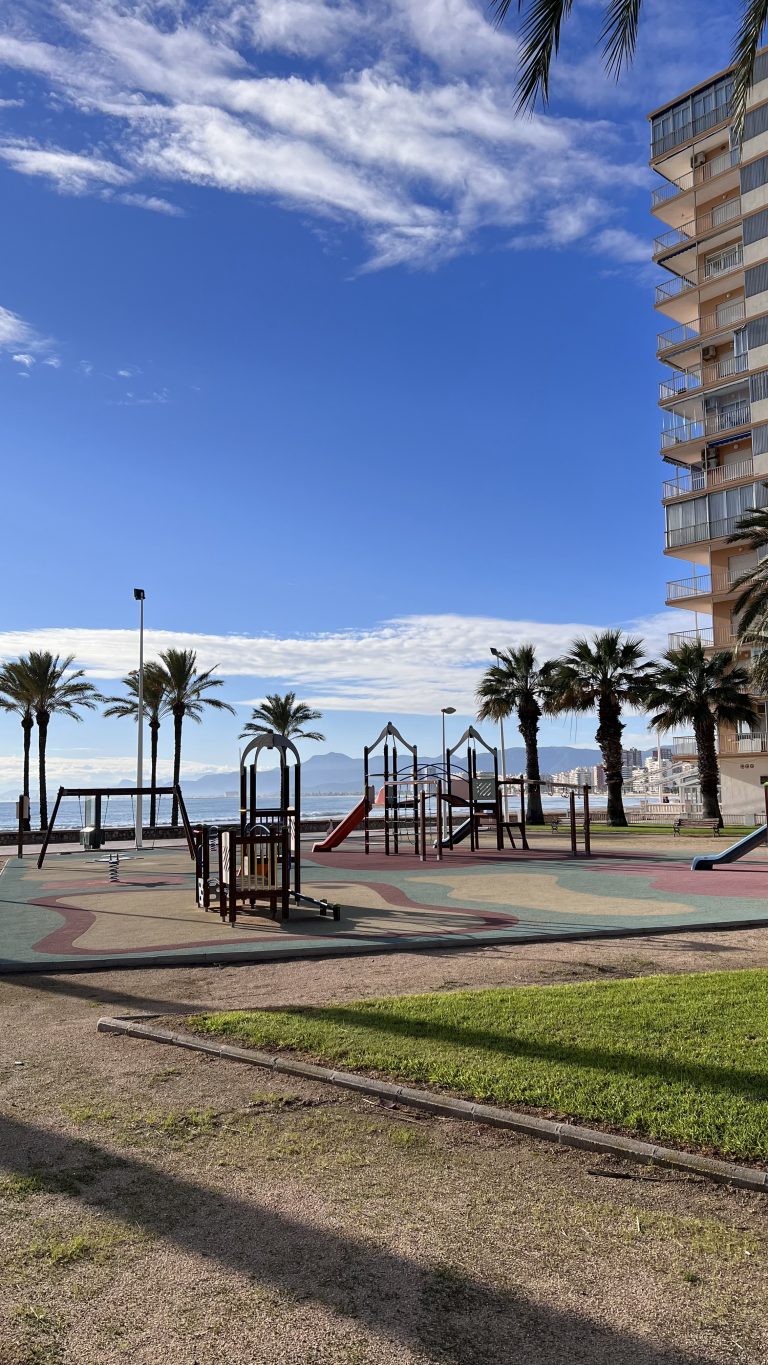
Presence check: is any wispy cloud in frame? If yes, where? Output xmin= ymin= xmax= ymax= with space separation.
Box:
xmin=0 ymin=612 xmax=691 ymax=715
xmin=11 ymin=351 xmax=34 ymax=367
xmin=0 ymin=0 xmax=647 ymax=269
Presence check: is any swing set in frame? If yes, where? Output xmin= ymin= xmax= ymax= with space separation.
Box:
xmin=35 ymin=785 xmax=195 ymax=869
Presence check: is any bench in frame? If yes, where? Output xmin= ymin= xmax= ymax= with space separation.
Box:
xmin=673 ymin=818 xmax=720 ymax=837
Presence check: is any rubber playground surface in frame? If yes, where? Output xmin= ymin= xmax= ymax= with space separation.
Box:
xmin=3 ymin=833 xmax=768 ymax=972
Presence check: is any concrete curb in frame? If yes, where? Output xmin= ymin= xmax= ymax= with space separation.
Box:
xmin=97 ymin=1016 xmax=768 ymax=1194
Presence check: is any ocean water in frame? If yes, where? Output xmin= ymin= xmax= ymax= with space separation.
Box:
xmin=0 ymin=789 xmax=639 ymax=832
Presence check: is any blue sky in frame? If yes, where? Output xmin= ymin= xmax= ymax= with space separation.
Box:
xmin=0 ymin=0 xmax=745 ymax=792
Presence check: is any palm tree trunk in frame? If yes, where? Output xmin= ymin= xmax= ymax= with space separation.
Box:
xmin=596 ymin=694 xmax=626 ymax=827
xmin=695 ymin=719 xmax=722 ymax=824
xmin=518 ymin=705 xmax=544 ymax=824
xmin=171 ymin=708 xmax=183 ymax=827
xmin=21 ymin=712 xmax=32 ymax=831
xmin=149 ymin=720 xmax=159 ymax=828
xmin=37 ymin=710 xmax=49 ymax=831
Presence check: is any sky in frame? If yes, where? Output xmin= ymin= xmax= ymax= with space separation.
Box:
xmin=0 ymin=0 xmax=745 ymax=793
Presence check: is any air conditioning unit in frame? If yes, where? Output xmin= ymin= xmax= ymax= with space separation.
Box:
xmin=693 ymin=152 xmax=707 ymax=167
xmin=702 ymin=346 xmax=718 ymax=361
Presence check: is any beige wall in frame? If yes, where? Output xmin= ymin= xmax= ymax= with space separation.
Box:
xmin=719 ymin=760 xmax=768 ymax=815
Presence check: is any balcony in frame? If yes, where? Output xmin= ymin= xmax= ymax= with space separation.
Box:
xmin=658 ymin=351 xmax=749 ymax=402
xmin=651 ymin=147 xmax=740 ymax=208
xmin=719 ymin=732 xmax=768 ymax=755
xmin=657 ymin=299 xmax=746 ymax=353
xmin=665 ymin=509 xmax=753 ymax=548
xmin=671 ymin=735 xmax=698 ymax=756
xmin=653 ymin=197 xmax=741 ymax=254
xmin=655 ymin=246 xmax=743 ymax=305
xmin=668 ymin=627 xmax=714 ymax=649
xmin=660 ymin=402 xmax=751 ymax=451
xmin=652 ymin=102 xmax=732 ymax=158
xmin=666 ymin=573 xmax=712 ymax=601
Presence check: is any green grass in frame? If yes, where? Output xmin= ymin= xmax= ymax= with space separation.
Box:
xmin=189 ymin=970 xmax=768 ymax=1163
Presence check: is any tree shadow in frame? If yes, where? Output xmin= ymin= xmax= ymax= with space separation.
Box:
xmin=0 ymin=971 xmax=209 ymax=1019
xmin=255 ymin=1001 xmax=768 ymax=1104
xmin=0 ymin=1113 xmax=719 ymax=1365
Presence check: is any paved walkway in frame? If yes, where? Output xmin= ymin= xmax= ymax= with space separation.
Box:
xmin=3 ymin=835 xmax=768 ymax=972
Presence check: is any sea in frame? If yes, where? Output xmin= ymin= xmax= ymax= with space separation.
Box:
xmin=0 ymin=790 xmax=642 ymax=832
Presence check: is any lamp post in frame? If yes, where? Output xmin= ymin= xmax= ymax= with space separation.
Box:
xmin=440 ymin=707 xmax=456 ymax=771
xmin=134 ymin=588 xmax=145 ymax=850
xmin=490 ymin=647 xmax=509 ymax=818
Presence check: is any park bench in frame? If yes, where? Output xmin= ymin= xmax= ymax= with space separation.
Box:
xmin=673 ymin=817 xmax=720 ymax=837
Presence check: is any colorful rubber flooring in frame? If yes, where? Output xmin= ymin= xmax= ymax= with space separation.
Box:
xmin=3 ymin=837 xmax=768 ymax=972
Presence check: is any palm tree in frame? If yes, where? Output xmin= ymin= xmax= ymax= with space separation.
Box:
xmin=547 ymin=629 xmax=649 ymax=827
xmin=14 ymin=652 xmax=103 ymax=830
xmin=727 ymin=498 xmax=768 ymax=639
xmin=644 ymin=642 xmax=756 ymax=825
xmin=476 ymin=645 xmax=553 ymax=823
xmin=0 ymin=659 xmax=36 ymax=830
xmin=496 ymin=0 xmax=765 ymax=129
xmin=103 ymin=663 xmax=169 ymax=827
xmin=240 ymin=691 xmax=325 ymax=743
xmin=157 ymin=649 xmax=235 ymax=826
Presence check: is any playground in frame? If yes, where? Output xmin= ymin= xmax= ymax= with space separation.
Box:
xmin=5 ymin=834 xmax=768 ymax=972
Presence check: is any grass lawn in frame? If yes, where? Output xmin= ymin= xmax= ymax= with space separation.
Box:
xmin=190 ymin=970 xmax=768 ymax=1164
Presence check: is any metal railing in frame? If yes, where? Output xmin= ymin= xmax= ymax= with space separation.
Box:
xmin=653 ymin=197 xmax=741 ymax=254
xmin=655 ymin=247 xmax=743 ymax=304
xmin=665 ymin=509 xmax=753 ymax=547
xmin=660 ymin=401 xmax=750 ymax=449
xmin=667 ymin=627 xmax=714 ymax=648
xmin=651 ymin=102 xmax=732 ymax=158
xmin=651 ymin=147 xmax=740 ymax=206
xmin=719 ymin=732 xmax=768 ymax=754
xmin=658 ymin=351 xmax=749 ymax=401
xmin=662 ymin=457 xmax=754 ymax=499
xmin=666 ymin=574 xmax=712 ymax=599
xmin=671 ymin=735 xmax=698 ymax=755
xmin=657 ymin=300 xmax=745 ymax=351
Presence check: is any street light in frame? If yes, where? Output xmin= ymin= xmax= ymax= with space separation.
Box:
xmin=133 ymin=588 xmax=145 ymax=851
xmin=490 ymin=647 xmax=509 ymax=818
xmin=440 ymin=707 xmax=456 ymax=770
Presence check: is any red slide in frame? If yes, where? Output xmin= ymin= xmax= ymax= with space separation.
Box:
xmin=312 ymin=797 xmax=368 ymax=852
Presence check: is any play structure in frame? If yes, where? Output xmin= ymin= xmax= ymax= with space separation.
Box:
xmin=193 ymin=732 xmax=340 ymax=925
xmin=312 ymin=723 xmax=591 ymax=860
xmin=691 ymin=779 xmax=768 ymax=871
xmin=36 ymin=786 xmax=195 ymax=868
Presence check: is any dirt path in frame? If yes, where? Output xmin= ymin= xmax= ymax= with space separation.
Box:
xmin=2 ymin=932 xmax=768 ymax=1363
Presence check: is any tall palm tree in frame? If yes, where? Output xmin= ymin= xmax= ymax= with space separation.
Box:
xmin=476 ymin=645 xmax=553 ymax=823
xmin=547 ymin=629 xmax=649 ymax=827
xmin=240 ymin=691 xmax=325 ymax=743
xmin=0 ymin=659 xmax=36 ymax=831
xmin=727 ymin=499 xmax=768 ymax=638
xmin=157 ymin=649 xmax=235 ymax=826
xmin=644 ymin=642 xmax=756 ymax=825
xmin=103 ymin=663 xmax=169 ymax=827
xmin=495 ymin=0 xmax=765 ymax=130
xmin=14 ymin=653 xmax=103 ymax=830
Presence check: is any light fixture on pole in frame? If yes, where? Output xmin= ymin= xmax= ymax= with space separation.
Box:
xmin=490 ymin=647 xmax=509 ymax=818
xmin=440 ymin=707 xmax=456 ymax=771
xmin=133 ymin=588 xmax=145 ymax=851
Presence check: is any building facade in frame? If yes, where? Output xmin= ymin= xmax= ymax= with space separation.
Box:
xmin=651 ymin=52 xmax=768 ymax=813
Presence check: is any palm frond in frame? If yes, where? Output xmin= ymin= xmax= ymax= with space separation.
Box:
xmin=731 ymin=0 xmax=768 ymax=133
xmin=600 ymin=0 xmax=643 ymax=78
xmin=502 ymin=0 xmax=574 ymax=113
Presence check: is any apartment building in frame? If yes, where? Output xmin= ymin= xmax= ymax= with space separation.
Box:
xmin=651 ymin=50 xmax=768 ymax=811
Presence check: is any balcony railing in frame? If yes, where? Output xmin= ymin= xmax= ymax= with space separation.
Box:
xmin=671 ymin=735 xmax=698 ymax=755
xmin=657 ymin=300 xmax=746 ymax=352
xmin=666 ymin=509 xmax=753 ymax=548
xmin=661 ymin=401 xmax=751 ymax=449
xmin=651 ymin=102 xmax=733 ymax=158
xmin=666 ymin=573 xmax=712 ymax=599
xmin=663 ymin=457 xmax=755 ymax=500
xmin=719 ymin=732 xmax=768 ymax=754
xmin=668 ymin=627 xmax=715 ymax=648
xmin=658 ymin=351 xmax=749 ymax=401
xmin=651 ymin=147 xmax=740 ymax=206
xmin=653 ymin=197 xmax=742 ymax=253
xmin=655 ymin=246 xmax=744 ymax=304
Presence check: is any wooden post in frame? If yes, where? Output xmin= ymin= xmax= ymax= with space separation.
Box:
xmin=583 ymin=785 xmax=591 ymax=857
xmin=393 ymin=744 xmax=399 ymax=854
xmin=519 ymin=778 xmax=529 ymax=851
xmin=419 ymin=790 xmax=427 ymax=861
xmin=569 ymin=790 xmax=577 ymax=857
xmin=37 ymin=787 xmax=64 ymax=869
xmin=363 ymin=746 xmax=370 ymax=855
xmin=436 ymin=779 xmax=443 ymax=861
xmin=281 ymin=828 xmax=290 ymax=920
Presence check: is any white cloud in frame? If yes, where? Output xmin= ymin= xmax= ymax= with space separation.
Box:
xmin=43 ymin=355 xmax=62 ymax=368
xmin=0 ymin=1 xmax=647 ymax=269
xmin=0 ymin=611 xmax=691 ymax=716
xmin=0 ymin=752 xmax=230 ymax=788
xmin=11 ymin=351 xmax=34 ymax=367
xmin=114 ymin=191 xmax=183 ymax=215
xmin=0 ymin=304 xmax=37 ymax=352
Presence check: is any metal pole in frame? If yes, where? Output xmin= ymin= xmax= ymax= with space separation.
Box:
xmin=135 ymin=592 xmax=144 ymax=851
xmin=499 ymin=714 xmax=508 ymax=820
xmin=569 ymin=790 xmax=577 ymax=857
xmin=17 ymin=794 xmax=24 ymax=859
